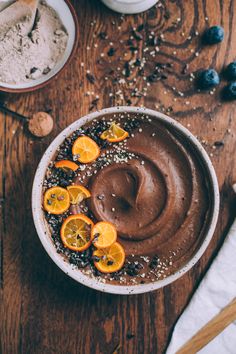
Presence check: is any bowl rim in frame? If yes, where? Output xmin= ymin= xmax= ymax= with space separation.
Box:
xmin=0 ymin=0 xmax=79 ymax=93
xmin=32 ymin=106 xmax=220 ymax=295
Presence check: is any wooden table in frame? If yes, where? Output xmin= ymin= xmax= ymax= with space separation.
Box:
xmin=1 ymin=1 xmax=236 ymax=353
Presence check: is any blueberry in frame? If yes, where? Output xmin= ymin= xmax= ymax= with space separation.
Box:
xmin=197 ymin=69 xmax=220 ymax=89
xmin=203 ymin=26 xmax=224 ymax=44
xmin=223 ymin=82 xmax=236 ymax=100
xmin=225 ymin=62 xmax=236 ymax=80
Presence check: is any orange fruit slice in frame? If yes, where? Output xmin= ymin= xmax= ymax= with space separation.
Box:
xmin=60 ymin=214 xmax=94 ymax=252
xmin=67 ymin=185 xmax=91 ymax=205
xmin=93 ymin=242 xmax=125 ymax=273
xmin=100 ymin=122 xmax=129 ymax=143
xmin=55 ymin=160 xmax=79 ymax=172
xmin=92 ymin=221 xmax=117 ymax=249
xmin=43 ymin=186 xmax=70 ymax=214
xmin=72 ymin=136 xmax=100 ymax=163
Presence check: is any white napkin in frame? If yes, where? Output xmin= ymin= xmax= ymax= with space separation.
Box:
xmin=166 ymin=218 xmax=236 ymax=354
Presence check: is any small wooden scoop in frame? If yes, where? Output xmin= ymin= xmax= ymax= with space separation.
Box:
xmin=0 ymin=0 xmax=39 ymax=36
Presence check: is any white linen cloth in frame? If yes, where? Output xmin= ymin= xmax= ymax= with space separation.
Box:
xmin=166 ymin=218 xmax=236 ymax=354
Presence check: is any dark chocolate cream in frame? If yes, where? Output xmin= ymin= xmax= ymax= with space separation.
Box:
xmin=72 ymin=112 xmax=213 ymax=282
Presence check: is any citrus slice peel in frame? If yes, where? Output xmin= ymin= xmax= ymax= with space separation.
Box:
xmin=100 ymin=122 xmax=129 ymax=143
xmin=72 ymin=136 xmax=100 ymax=163
xmin=55 ymin=160 xmax=79 ymax=172
xmin=92 ymin=221 xmax=117 ymax=249
xmin=43 ymin=186 xmax=70 ymax=214
xmin=93 ymin=242 xmax=125 ymax=273
xmin=67 ymin=185 xmax=91 ymax=205
xmin=60 ymin=214 xmax=94 ymax=252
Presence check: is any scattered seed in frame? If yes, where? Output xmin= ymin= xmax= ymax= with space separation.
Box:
xmin=93 ymin=256 xmax=100 ymax=262
xmin=86 ymin=73 xmax=96 ymax=84
xmin=182 ymin=63 xmax=189 ymax=75
xmin=57 ymin=195 xmax=65 ymax=201
xmin=97 ymin=194 xmax=104 ymax=200
xmin=108 ymin=47 xmax=116 ymax=56
xmin=126 ymin=333 xmax=135 ymax=340
xmin=98 ymin=32 xmax=107 ymax=40
xmin=133 ymin=30 xmax=143 ymax=41
xmin=214 ymin=141 xmax=224 ymax=147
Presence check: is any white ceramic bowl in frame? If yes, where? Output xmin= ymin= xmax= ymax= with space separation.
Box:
xmin=101 ymin=0 xmax=158 ymax=14
xmin=0 ymin=0 xmax=78 ymax=93
xmin=32 ymin=107 xmax=220 ymax=295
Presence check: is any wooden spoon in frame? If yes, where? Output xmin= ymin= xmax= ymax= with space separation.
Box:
xmin=176 ymin=297 xmax=236 ymax=354
xmin=0 ymin=0 xmax=39 ymax=36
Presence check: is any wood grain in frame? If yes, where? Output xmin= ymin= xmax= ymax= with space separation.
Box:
xmin=176 ymin=298 xmax=236 ymax=354
xmin=1 ymin=1 xmax=236 ymax=353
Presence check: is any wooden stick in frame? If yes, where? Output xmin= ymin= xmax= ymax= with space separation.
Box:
xmin=176 ymin=298 xmax=236 ymax=354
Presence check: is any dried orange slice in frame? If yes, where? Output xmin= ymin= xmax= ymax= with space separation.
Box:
xmin=67 ymin=185 xmax=91 ymax=205
xmin=92 ymin=221 xmax=117 ymax=249
xmin=100 ymin=122 xmax=129 ymax=142
xmin=60 ymin=214 xmax=94 ymax=252
xmin=72 ymin=136 xmax=100 ymax=163
xmin=55 ymin=160 xmax=79 ymax=172
xmin=43 ymin=186 xmax=70 ymax=214
xmin=93 ymin=242 xmax=125 ymax=273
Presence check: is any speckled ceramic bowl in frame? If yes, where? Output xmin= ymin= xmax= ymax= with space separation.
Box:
xmin=0 ymin=0 xmax=79 ymax=93
xmin=32 ymin=107 xmax=220 ymax=295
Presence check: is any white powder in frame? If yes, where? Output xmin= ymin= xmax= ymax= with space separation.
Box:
xmin=0 ymin=0 xmax=68 ymax=84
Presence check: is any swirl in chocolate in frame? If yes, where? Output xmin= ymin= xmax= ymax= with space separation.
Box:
xmin=71 ymin=113 xmax=212 ymax=282
xmin=45 ymin=112 xmax=214 ymax=285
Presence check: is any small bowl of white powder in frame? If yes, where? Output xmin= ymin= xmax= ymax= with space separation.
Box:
xmin=0 ymin=0 xmax=78 ymax=92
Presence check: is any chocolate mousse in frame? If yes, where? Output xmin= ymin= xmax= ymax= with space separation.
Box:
xmin=43 ymin=111 xmax=213 ymax=286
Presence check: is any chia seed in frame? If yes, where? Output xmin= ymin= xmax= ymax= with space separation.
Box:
xmin=107 ymin=260 xmax=114 ymax=266
xmin=132 ymin=30 xmax=143 ymax=41
xmin=107 ymin=47 xmax=116 ymax=56
xmin=86 ymin=73 xmax=96 ymax=84
xmin=98 ymin=32 xmax=108 ymax=40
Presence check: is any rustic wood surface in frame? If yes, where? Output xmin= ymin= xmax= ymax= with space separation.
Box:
xmin=1 ymin=0 xmax=236 ymax=353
